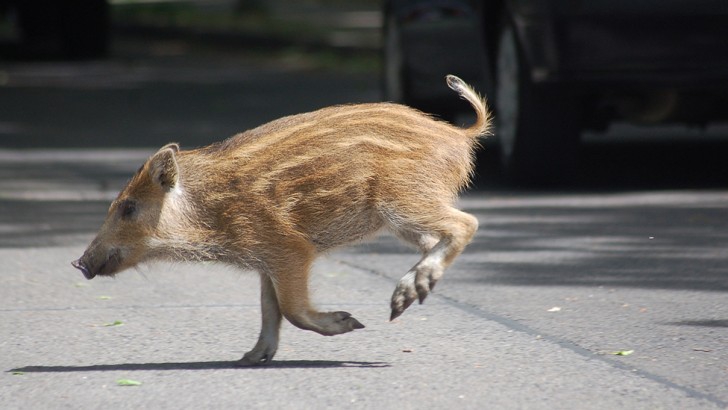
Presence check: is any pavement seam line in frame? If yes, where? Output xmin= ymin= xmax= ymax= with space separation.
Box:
xmin=334 ymin=257 xmax=728 ymax=408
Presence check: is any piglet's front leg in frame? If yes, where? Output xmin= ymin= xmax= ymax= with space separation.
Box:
xmin=274 ymin=244 xmax=365 ymax=336
xmin=237 ymin=274 xmax=282 ymax=366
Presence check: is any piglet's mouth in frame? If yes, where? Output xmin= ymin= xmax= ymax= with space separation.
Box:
xmin=72 ymin=259 xmax=96 ymax=280
xmin=72 ymin=250 xmax=124 ymax=280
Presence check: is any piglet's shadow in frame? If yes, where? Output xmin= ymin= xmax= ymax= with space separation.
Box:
xmin=10 ymin=360 xmax=390 ymax=373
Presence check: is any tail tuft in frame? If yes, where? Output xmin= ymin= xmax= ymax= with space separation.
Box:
xmin=445 ymin=75 xmax=492 ymax=139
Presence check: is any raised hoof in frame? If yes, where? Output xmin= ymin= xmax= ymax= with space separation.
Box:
xmin=390 ymin=272 xmax=418 ymax=321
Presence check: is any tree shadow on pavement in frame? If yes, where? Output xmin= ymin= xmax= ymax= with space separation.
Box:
xmin=0 ymin=158 xmax=139 ymax=248
xmin=453 ymin=199 xmax=728 ymax=292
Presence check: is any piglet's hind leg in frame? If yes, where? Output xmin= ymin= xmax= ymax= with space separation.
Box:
xmin=390 ymin=207 xmax=478 ymax=320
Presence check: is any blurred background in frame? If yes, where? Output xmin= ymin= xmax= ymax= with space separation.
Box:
xmin=0 ymin=0 xmax=383 ymax=147
xmin=1 ymin=0 xmax=728 ymax=188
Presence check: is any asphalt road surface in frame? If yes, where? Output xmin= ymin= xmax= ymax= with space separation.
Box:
xmin=1 ymin=36 xmax=727 ymax=409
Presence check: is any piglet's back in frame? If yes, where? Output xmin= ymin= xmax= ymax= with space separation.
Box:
xmin=194 ymin=103 xmax=481 ymax=195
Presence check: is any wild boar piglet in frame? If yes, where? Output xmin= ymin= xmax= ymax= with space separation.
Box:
xmin=72 ymin=75 xmax=491 ymax=365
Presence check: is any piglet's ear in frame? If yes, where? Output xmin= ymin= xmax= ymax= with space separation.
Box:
xmin=160 ymin=142 xmax=180 ymax=153
xmin=149 ymin=144 xmax=180 ymax=191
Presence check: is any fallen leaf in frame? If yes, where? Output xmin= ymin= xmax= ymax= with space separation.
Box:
xmin=103 ymin=320 xmax=124 ymax=327
xmin=12 ymin=371 xmax=24 ymax=376
xmin=116 ymin=379 xmax=141 ymax=386
xmin=97 ymin=296 xmax=112 ymax=300
xmin=402 ymin=349 xmax=413 ymax=353
xmin=612 ymin=350 xmax=634 ymax=356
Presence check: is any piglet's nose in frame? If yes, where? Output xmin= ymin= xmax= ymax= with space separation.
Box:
xmin=72 ymin=259 xmax=96 ymax=280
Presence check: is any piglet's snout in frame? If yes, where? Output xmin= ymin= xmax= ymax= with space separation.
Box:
xmin=71 ymin=258 xmax=96 ymax=280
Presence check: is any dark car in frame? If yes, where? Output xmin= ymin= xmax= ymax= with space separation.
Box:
xmin=384 ymin=0 xmax=728 ymax=183
xmin=0 ymin=0 xmax=110 ymax=59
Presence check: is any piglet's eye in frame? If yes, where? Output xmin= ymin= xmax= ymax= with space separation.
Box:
xmin=119 ymin=200 xmax=137 ymax=220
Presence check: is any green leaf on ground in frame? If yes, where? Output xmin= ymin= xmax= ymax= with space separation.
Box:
xmin=103 ymin=320 xmax=124 ymax=327
xmin=116 ymin=379 xmax=141 ymax=386
xmin=612 ymin=350 xmax=634 ymax=356
xmin=12 ymin=371 xmax=24 ymax=375
xmin=97 ymin=296 xmax=112 ymax=300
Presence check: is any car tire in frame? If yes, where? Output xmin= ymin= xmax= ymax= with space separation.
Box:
xmin=495 ymin=21 xmax=580 ymax=185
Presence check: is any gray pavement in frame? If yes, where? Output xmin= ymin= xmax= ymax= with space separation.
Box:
xmin=1 ymin=36 xmax=728 ymax=409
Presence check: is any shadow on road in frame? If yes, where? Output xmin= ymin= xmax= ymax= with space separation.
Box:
xmin=10 ymin=360 xmax=390 ymax=373
xmin=666 ymin=319 xmax=728 ymax=328
xmin=457 ymin=185 xmax=728 ymax=292
xmin=0 ymin=156 xmax=141 ymax=248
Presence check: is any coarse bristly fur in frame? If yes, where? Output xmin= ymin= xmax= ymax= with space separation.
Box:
xmin=72 ymin=74 xmax=492 ymax=365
